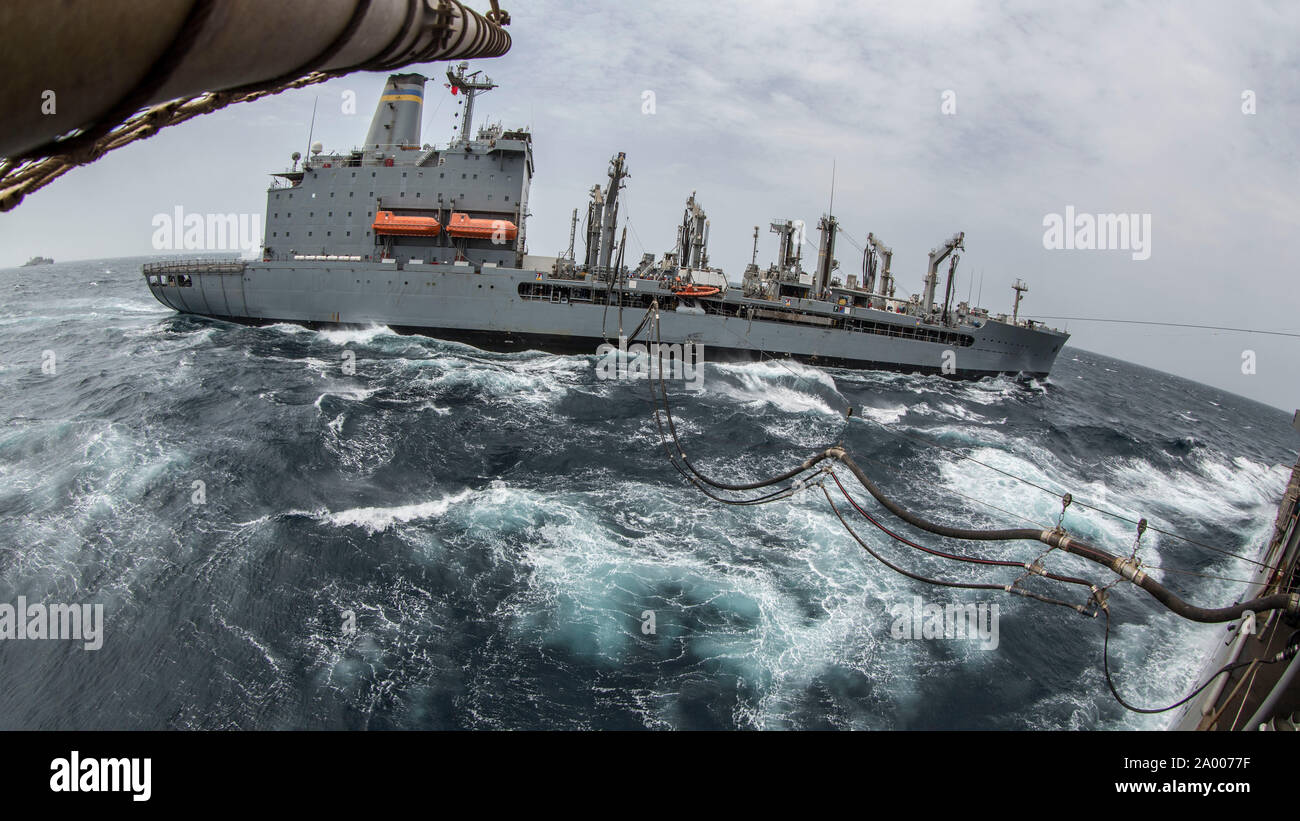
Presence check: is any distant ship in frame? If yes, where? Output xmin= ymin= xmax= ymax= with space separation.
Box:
xmin=21 ymin=256 xmax=52 ymax=266
xmin=143 ymin=64 xmax=1068 ymax=378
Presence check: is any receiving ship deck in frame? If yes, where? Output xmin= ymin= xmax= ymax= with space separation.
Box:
xmin=1174 ymin=430 xmax=1300 ymax=730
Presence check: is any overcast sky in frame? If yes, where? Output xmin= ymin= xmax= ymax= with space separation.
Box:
xmin=2 ymin=0 xmax=1297 ymax=411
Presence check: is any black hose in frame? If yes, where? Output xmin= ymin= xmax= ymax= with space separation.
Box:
xmin=828 ymin=470 xmax=1098 ymax=592
xmin=833 ymin=448 xmax=1297 ymax=624
xmin=835 ymin=449 xmax=1045 ymax=543
xmin=822 ymin=485 xmax=1086 ymax=613
xmin=1101 ymin=608 xmax=1299 ymax=714
xmin=679 ymin=454 xmax=824 ymax=492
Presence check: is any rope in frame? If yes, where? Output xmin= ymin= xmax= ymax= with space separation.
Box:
xmin=1026 ymin=315 xmax=1300 ymax=340
xmin=1 ymin=72 xmax=342 ymax=212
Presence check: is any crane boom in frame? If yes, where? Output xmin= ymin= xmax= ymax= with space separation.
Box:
xmin=922 ymin=231 xmax=964 ymax=315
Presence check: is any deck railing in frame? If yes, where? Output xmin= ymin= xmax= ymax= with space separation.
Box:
xmin=141 ymin=259 xmax=247 ymax=276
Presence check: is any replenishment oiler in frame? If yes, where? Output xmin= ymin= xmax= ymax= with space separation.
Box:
xmin=143 ymin=63 xmax=1068 ymax=378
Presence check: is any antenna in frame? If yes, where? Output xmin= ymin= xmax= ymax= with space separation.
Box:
xmin=304 ymin=96 xmax=319 ymax=163
xmin=566 ymin=208 xmax=578 ymax=261
xmin=828 ymin=158 xmax=836 ymax=216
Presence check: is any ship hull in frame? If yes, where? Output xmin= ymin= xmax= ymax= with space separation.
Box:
xmin=143 ymin=260 xmax=1069 ymax=378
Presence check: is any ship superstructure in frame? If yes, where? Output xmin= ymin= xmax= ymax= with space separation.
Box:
xmin=260 ymin=65 xmax=530 ymax=269
xmin=144 ymin=66 xmax=1068 ymax=378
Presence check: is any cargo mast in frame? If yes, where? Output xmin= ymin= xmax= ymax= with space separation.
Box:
xmin=598 ymin=152 xmax=628 ymax=273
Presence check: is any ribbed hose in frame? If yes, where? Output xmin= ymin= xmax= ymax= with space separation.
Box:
xmin=829 ymin=447 xmax=1298 ymax=623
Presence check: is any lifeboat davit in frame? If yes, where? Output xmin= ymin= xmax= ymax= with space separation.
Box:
xmin=445 ymin=212 xmax=518 ymax=240
xmin=372 ymin=210 xmax=442 ymax=236
xmin=672 ymin=284 xmax=721 ymax=298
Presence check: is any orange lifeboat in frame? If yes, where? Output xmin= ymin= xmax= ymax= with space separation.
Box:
xmin=672 ymin=284 xmax=721 ymax=298
xmin=372 ymin=210 xmax=442 ymax=236
xmin=445 ymin=212 xmax=518 ymax=240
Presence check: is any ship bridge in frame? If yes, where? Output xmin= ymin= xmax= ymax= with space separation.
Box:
xmin=261 ymin=67 xmax=532 ymax=269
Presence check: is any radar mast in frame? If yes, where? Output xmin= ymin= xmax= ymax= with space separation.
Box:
xmin=446 ymin=62 xmax=498 ymax=144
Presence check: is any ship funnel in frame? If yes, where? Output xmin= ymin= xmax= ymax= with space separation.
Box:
xmin=364 ymin=73 xmax=427 ymax=152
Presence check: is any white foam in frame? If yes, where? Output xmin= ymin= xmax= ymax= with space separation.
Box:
xmin=710 ymin=359 xmax=840 ymax=391
xmin=313 ymin=386 xmax=380 ymax=408
xmin=315 ymin=325 xmax=397 ymax=346
xmin=325 ymin=412 xmax=345 ymax=435
xmin=324 ymin=488 xmax=474 ymax=533
xmin=857 ymin=404 xmax=907 ymax=425
xmin=416 ymin=354 xmax=585 ymax=406
xmin=709 ymin=372 xmax=840 ymax=416
xmin=262 ymin=322 xmax=313 ymax=336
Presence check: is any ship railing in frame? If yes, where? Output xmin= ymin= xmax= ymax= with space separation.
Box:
xmin=142 ymin=259 xmax=248 ymax=276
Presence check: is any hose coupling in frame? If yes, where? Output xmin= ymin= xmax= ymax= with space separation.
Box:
xmin=1111 ymin=556 xmax=1147 ymax=585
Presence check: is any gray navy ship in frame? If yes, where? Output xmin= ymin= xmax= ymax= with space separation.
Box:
xmin=143 ymin=64 xmax=1068 ymax=378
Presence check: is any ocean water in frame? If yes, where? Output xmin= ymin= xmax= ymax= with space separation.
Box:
xmin=0 ymin=256 xmax=1293 ymax=730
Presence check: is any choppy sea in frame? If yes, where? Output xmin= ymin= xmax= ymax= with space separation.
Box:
xmin=0 ymin=256 xmax=1293 ymax=729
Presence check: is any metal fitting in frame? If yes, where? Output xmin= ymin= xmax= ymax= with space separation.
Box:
xmin=1111 ymin=556 xmax=1147 ymax=586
